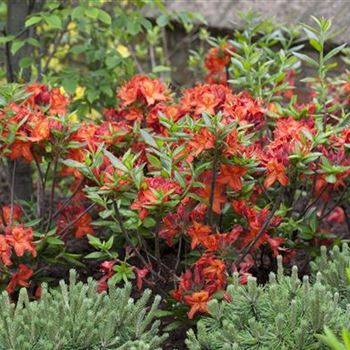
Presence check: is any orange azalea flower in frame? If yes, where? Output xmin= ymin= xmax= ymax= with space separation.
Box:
xmin=125 ymin=108 xmax=143 ymax=122
xmin=224 ymin=129 xmax=239 ymax=156
xmin=2 ymin=205 xmax=22 ymax=225
xmin=49 ymin=88 xmax=69 ymax=115
xmin=118 ymin=75 xmax=168 ymax=107
xmin=0 ymin=235 xmax=12 ymax=265
xmin=25 ymin=83 xmax=50 ymax=107
xmin=6 ymin=264 xmax=33 ymax=293
xmin=201 ymin=234 xmax=219 ymax=251
xmin=327 ymin=206 xmax=345 ymax=224
xmin=218 ymin=164 xmax=246 ymax=191
xmin=188 ymin=128 xmax=215 ymax=158
xmin=140 ymin=78 xmax=169 ymax=106
xmin=6 ymin=225 xmax=36 ymax=258
xmin=204 ymin=43 xmax=234 ymax=84
xmin=184 ymin=290 xmax=209 ymax=319
xmin=180 ymin=84 xmax=233 ymax=117
xmin=202 ymin=257 xmax=226 ymax=279
xmin=74 ymin=213 xmax=94 ymax=238
xmin=195 ymin=91 xmax=219 ymax=115
xmin=9 ymin=140 xmax=33 ymax=161
xmin=264 ymin=160 xmax=288 ymax=188
xmin=267 ymin=236 xmax=286 ymax=256
xmin=29 ymin=119 xmax=50 ymax=141
xmin=196 ymin=174 xmax=226 ymax=215
xmin=159 ymin=213 xmax=180 ymax=246
xmin=188 ymin=222 xmax=211 ymax=249
xmin=131 ymin=176 xmax=182 ymax=220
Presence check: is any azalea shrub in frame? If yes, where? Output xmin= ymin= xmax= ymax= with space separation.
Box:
xmin=0 ymin=14 xmax=350 ymax=331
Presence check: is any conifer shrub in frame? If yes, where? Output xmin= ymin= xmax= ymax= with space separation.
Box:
xmin=186 ymin=245 xmax=350 ymax=350
xmin=311 ymin=243 xmax=350 ymax=304
xmin=0 ymin=270 xmax=167 ymax=350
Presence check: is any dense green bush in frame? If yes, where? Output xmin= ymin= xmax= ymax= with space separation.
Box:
xmin=311 ymin=244 xmax=350 ymax=304
xmin=0 ymin=270 xmax=167 ymax=350
xmin=186 ymin=245 xmax=350 ymax=350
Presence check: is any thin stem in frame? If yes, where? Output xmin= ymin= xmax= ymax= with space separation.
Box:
xmin=174 ymin=235 xmax=182 ymax=273
xmin=42 ymin=20 xmax=69 ymax=76
xmin=113 ymin=203 xmax=149 ymax=267
xmin=51 ymin=178 xmax=85 ymax=221
xmin=236 ymin=196 xmax=282 ymax=265
xmin=45 ymin=157 xmax=59 ymax=232
xmin=299 ymin=183 xmax=330 ymax=218
xmin=60 ymin=203 xmax=96 ymax=238
xmin=154 ymin=214 xmax=161 ymax=266
xmin=149 ymin=44 xmax=156 ymax=71
xmin=113 ymin=203 xmax=167 ymax=281
xmin=127 ymin=45 xmax=144 ymax=74
xmin=9 ymin=160 xmax=16 ymax=227
xmin=34 ymin=156 xmax=45 ymax=217
xmin=208 ymin=147 xmax=219 ymax=231
xmin=319 ymin=188 xmax=347 ymax=221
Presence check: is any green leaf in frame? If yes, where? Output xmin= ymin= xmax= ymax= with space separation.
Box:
xmin=71 ymin=6 xmax=84 ymax=20
xmin=103 ymin=149 xmax=128 ymax=172
xmin=61 ymin=159 xmax=84 ymax=169
xmin=97 ymin=9 xmax=111 ymax=25
xmin=84 ymin=251 xmax=108 ymax=260
xmin=46 ymin=236 xmax=64 ymax=246
xmin=27 ymin=37 xmax=40 ymax=47
xmin=62 ymin=78 xmax=77 ymax=95
xmin=325 ymin=174 xmax=337 ymax=184
xmin=104 ymin=236 xmax=114 ymax=250
xmin=85 ymin=7 xmax=99 ymax=19
xmin=127 ymin=21 xmax=141 ymax=35
xmin=0 ymin=35 xmax=14 ymax=44
xmin=140 ymin=129 xmax=158 ymax=148
xmin=293 ymin=52 xmax=318 ymax=67
xmin=143 ymin=217 xmax=156 ymax=228
xmin=44 ymin=14 xmax=62 ymax=29
xmin=152 ymin=65 xmax=171 ymax=73
xmin=25 ymin=15 xmax=42 ymax=27
xmin=156 ymin=14 xmax=169 ymax=27
xmin=11 ymin=40 xmax=25 ymax=55
xmin=163 ymin=320 xmax=183 ymax=332
xmin=19 ymin=57 xmax=33 ymax=69
xmin=324 ymin=43 xmax=347 ymax=62
xmin=346 ymin=267 xmax=350 ymax=284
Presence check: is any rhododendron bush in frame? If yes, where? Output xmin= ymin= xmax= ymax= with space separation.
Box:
xmin=1 ymin=15 xmax=350 ymax=335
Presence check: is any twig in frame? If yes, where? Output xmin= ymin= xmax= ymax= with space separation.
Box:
xmin=51 ymin=178 xmax=85 ymax=220
xmin=33 ymin=156 xmax=45 ymax=217
xmin=127 ymin=45 xmax=144 ymax=74
xmin=42 ymin=20 xmax=69 ymax=76
xmin=45 ymin=156 xmax=59 ymax=232
xmin=207 ymin=146 xmax=219 ymax=231
xmin=60 ymin=203 xmax=96 ymax=238
xmin=319 ymin=187 xmax=347 ymax=221
xmin=236 ymin=196 xmax=282 ymax=265
xmin=174 ymin=235 xmax=182 ymax=273
xmin=154 ymin=215 xmax=161 ymax=266
xmin=9 ymin=161 xmax=16 ymax=227
xmin=149 ymin=44 xmax=156 ymax=71
xmin=299 ymin=183 xmax=330 ymax=218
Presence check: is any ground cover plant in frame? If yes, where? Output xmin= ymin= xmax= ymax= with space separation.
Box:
xmin=0 ymin=270 xmax=166 ymax=350
xmin=1 ymin=1 xmax=350 ymax=348
xmin=186 ymin=244 xmax=350 ymax=349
